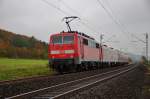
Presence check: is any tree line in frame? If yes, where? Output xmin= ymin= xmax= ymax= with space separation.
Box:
xmin=0 ymin=29 xmax=48 ymax=59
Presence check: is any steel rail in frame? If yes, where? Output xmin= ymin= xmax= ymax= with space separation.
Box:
xmin=5 ymin=64 xmax=134 ymax=99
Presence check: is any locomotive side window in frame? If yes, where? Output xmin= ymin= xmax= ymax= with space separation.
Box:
xmin=96 ymin=43 xmax=99 ymax=48
xmin=64 ymin=36 xmax=74 ymax=44
xmin=88 ymin=40 xmax=91 ymax=47
xmin=89 ymin=40 xmax=92 ymax=47
xmin=83 ymin=38 xmax=88 ymax=45
xmin=92 ymin=41 xmax=96 ymax=48
xmin=52 ymin=36 xmax=62 ymax=44
xmin=88 ymin=40 xmax=96 ymax=48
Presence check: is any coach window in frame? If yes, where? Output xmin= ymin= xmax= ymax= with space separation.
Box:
xmin=83 ymin=38 xmax=88 ymax=45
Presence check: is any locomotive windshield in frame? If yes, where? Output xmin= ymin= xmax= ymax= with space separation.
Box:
xmin=64 ymin=36 xmax=74 ymax=44
xmin=52 ymin=36 xmax=62 ymax=44
xmin=51 ymin=35 xmax=74 ymax=44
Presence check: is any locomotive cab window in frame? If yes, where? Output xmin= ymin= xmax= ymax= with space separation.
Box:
xmin=64 ymin=36 xmax=74 ymax=44
xmin=51 ymin=36 xmax=62 ymax=44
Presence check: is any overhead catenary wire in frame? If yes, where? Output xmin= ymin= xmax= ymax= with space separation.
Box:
xmin=96 ymin=0 xmax=142 ymax=53
xmin=79 ymin=21 xmax=98 ymax=33
xmin=96 ymin=0 xmax=131 ymax=51
xmin=41 ymin=0 xmax=70 ymax=16
xmin=96 ymin=0 xmax=130 ymax=37
xmin=100 ymin=0 xmax=134 ymax=50
xmin=104 ymin=0 xmax=129 ymax=32
xmin=102 ymin=0 xmax=145 ymax=44
xmin=58 ymin=0 xmax=81 ymax=16
xmin=104 ymin=0 xmax=147 ymax=55
xmin=41 ymin=0 xmax=100 ymax=35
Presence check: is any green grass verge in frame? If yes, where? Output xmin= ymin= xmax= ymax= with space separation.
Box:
xmin=0 ymin=58 xmax=53 ymax=81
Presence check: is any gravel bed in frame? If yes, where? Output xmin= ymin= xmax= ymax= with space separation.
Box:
xmin=64 ymin=64 xmax=145 ymax=99
xmin=0 ymin=66 xmax=123 ymax=98
xmin=141 ymin=65 xmax=150 ymax=99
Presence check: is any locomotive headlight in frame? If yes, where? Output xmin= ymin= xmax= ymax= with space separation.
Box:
xmin=51 ymin=50 xmax=59 ymax=54
xmin=65 ymin=50 xmax=74 ymax=54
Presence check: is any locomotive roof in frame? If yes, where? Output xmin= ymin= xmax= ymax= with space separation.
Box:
xmin=60 ymin=31 xmax=114 ymax=49
xmin=60 ymin=31 xmax=95 ymax=41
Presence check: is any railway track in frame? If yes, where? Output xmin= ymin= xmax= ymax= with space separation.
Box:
xmin=5 ymin=64 xmax=137 ymax=99
xmin=0 ymin=65 xmax=125 ymax=99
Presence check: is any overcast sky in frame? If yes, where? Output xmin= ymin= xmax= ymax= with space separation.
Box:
xmin=0 ymin=0 xmax=150 ymax=56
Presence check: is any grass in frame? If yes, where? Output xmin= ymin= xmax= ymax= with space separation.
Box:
xmin=0 ymin=58 xmax=53 ymax=81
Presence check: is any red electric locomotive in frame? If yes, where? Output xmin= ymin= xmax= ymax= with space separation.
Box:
xmin=49 ymin=31 xmax=103 ymax=73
